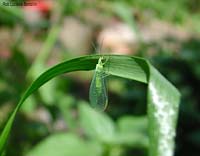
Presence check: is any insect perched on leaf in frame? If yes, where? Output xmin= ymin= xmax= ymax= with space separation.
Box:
xmin=89 ymin=56 xmax=109 ymax=111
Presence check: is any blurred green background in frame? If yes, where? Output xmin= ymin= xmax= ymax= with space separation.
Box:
xmin=0 ymin=0 xmax=200 ymax=156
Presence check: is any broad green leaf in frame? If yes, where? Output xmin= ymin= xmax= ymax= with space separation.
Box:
xmin=78 ymin=101 xmax=116 ymax=143
xmin=117 ymin=116 xmax=148 ymax=134
xmin=111 ymin=132 xmax=148 ymax=147
xmin=114 ymin=116 xmax=148 ymax=147
xmin=0 ymin=55 xmax=180 ymax=156
xmin=26 ymin=133 xmax=103 ymax=156
xmin=79 ymin=104 xmax=148 ymax=147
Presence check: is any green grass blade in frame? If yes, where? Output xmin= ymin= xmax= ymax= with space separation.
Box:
xmin=147 ymin=65 xmax=180 ymax=156
xmin=0 ymin=55 xmax=180 ymax=156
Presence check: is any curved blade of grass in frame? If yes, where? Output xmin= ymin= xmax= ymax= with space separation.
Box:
xmin=0 ymin=55 xmax=180 ymax=156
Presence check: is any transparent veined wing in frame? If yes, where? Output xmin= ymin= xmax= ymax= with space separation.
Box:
xmin=89 ymin=70 xmax=108 ymax=111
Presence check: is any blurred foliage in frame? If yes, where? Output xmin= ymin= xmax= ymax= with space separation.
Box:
xmin=108 ymin=0 xmax=200 ymax=23
xmin=0 ymin=0 xmax=200 ymax=156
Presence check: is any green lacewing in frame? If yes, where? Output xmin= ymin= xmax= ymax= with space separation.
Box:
xmin=89 ymin=56 xmax=109 ymax=111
